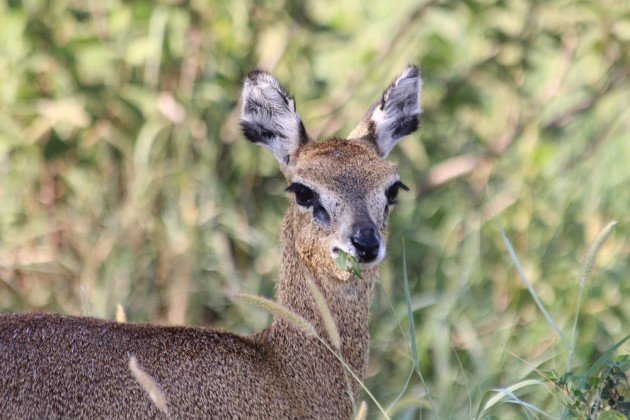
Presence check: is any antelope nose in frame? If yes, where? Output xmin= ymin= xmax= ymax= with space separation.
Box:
xmin=351 ymin=224 xmax=381 ymax=263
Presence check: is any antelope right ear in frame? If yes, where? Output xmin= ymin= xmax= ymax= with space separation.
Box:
xmin=241 ymin=70 xmax=310 ymax=174
xmin=348 ymin=65 xmax=422 ymax=158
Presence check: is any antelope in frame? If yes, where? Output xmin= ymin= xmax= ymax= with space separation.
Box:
xmin=0 ymin=65 xmax=422 ymax=418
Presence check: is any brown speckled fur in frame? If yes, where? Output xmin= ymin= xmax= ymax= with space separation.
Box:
xmin=0 ymin=141 xmax=388 ymax=419
xmin=0 ymin=67 xmax=420 ymax=418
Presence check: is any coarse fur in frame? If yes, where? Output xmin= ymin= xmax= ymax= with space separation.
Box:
xmin=0 ymin=65 xmax=422 ymax=418
xmin=240 ymin=69 xmax=309 ymax=173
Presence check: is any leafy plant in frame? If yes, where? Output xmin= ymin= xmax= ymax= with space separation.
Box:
xmin=543 ymin=355 xmax=630 ymax=419
xmin=334 ymin=249 xmax=362 ymax=279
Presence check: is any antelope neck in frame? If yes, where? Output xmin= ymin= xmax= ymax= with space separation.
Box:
xmin=271 ymin=214 xmax=376 ymax=378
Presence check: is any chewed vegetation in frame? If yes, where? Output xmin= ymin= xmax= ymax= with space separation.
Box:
xmin=335 ymin=249 xmax=363 ymax=278
xmin=0 ymin=0 xmax=628 ymax=418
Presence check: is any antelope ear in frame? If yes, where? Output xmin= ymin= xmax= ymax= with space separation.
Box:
xmin=241 ymin=70 xmax=309 ymax=173
xmin=349 ymin=65 xmax=422 ymax=158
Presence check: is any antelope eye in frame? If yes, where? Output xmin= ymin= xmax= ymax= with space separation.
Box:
xmin=385 ymin=181 xmax=409 ymax=205
xmin=286 ymin=183 xmax=316 ymax=207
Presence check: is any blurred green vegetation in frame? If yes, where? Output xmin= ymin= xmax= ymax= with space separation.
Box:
xmin=0 ymin=0 xmax=628 ymax=417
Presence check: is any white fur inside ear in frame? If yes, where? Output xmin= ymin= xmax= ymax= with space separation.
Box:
xmin=371 ymin=66 xmax=422 ymax=157
xmin=241 ymin=71 xmax=304 ymax=165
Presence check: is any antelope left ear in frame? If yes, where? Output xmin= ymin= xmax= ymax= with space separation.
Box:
xmin=241 ymin=70 xmax=310 ymax=175
xmin=349 ymin=65 xmax=422 ymax=158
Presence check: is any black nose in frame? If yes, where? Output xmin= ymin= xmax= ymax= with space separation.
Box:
xmin=351 ymin=224 xmax=381 ymax=263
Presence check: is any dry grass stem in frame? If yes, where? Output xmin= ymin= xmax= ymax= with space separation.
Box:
xmin=305 ymin=278 xmax=341 ymax=349
xmin=116 ymin=304 xmax=127 ymax=323
xmin=128 ymin=355 xmax=169 ymax=415
xmin=355 ymin=400 xmax=368 ymax=420
xmin=236 ymin=294 xmax=316 ymax=337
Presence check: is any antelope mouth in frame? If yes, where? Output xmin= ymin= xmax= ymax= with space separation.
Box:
xmin=331 ymin=245 xmax=386 ymax=270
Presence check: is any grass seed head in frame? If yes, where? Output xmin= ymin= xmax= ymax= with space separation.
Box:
xmin=237 ymin=294 xmax=316 ymax=337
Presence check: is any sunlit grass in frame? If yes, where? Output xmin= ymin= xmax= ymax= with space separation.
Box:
xmin=0 ymin=0 xmax=628 ymax=417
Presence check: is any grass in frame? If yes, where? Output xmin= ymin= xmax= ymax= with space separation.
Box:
xmin=0 ymin=0 xmax=628 ymax=417
xmin=568 ymin=221 xmax=620 ymax=371
xmin=128 ymin=355 xmax=169 ymax=415
xmin=235 ymin=216 xmax=627 ymax=418
xmin=237 ymin=292 xmax=390 ymax=418
xmin=401 ymin=240 xmax=439 ymax=417
xmin=237 ymin=217 xmax=628 ymax=418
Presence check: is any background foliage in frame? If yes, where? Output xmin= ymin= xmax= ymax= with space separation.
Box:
xmin=0 ymin=0 xmax=628 ymax=417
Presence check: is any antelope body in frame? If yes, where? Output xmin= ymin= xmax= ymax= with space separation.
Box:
xmin=0 ymin=66 xmax=422 ymax=418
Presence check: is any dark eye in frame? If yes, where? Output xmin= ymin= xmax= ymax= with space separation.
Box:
xmin=385 ymin=181 xmax=409 ymax=205
xmin=286 ymin=183 xmax=316 ymax=207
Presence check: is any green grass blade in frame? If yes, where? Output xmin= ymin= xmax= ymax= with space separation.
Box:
xmin=376 ymin=280 xmax=410 ymax=348
xmin=402 ymin=239 xmax=438 ymax=418
xmin=496 ymin=221 xmax=569 ymax=349
xmin=493 ymin=389 xmax=554 ymax=419
xmin=386 ymin=366 xmax=414 ymax=414
xmin=580 ymin=334 xmax=629 ymax=387
xmin=316 ymin=337 xmax=391 ymax=419
xmin=567 ymin=221 xmax=618 ymax=370
xmin=450 ymin=342 xmax=473 ymax=419
xmin=238 ymin=293 xmax=389 ymax=418
xmin=478 ymin=379 xmax=553 ymax=419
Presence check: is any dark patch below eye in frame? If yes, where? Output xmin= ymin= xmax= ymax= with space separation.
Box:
xmin=286 ymin=183 xmax=330 ymax=225
xmin=313 ymin=204 xmax=330 ymax=225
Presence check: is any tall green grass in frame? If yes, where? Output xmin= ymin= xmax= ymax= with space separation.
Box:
xmin=239 ymin=218 xmax=626 ymax=419
xmin=0 ymin=0 xmax=628 ymax=417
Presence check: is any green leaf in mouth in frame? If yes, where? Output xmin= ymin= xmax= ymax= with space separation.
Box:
xmin=334 ymin=249 xmax=362 ymax=279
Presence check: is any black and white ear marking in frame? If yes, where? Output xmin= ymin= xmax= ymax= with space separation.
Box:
xmin=241 ymin=70 xmax=309 ymax=170
xmin=350 ymin=65 xmax=422 ymax=158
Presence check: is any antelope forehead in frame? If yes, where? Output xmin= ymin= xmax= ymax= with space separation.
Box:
xmin=293 ymin=169 xmax=398 ymax=198
xmin=292 ymin=139 xmax=399 ymax=195
xmin=294 ymin=149 xmax=397 ymax=178
xmin=296 ymin=156 xmax=382 ymax=173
